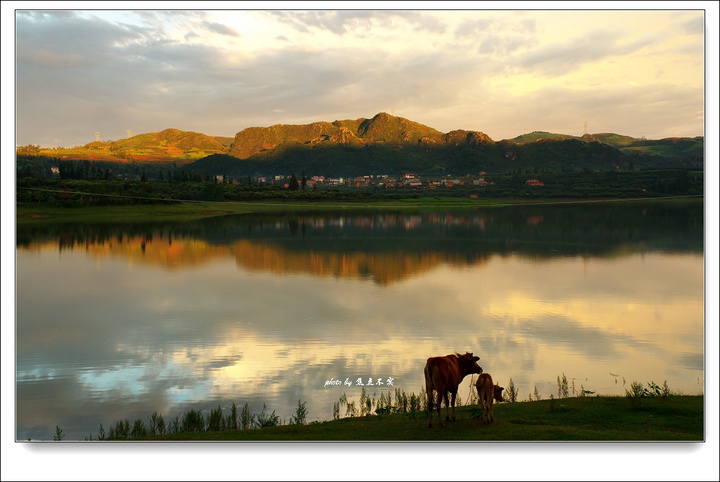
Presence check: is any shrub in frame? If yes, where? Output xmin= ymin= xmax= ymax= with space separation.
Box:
xmin=227 ymin=402 xmax=238 ymax=430
xmin=131 ymin=418 xmax=147 ymax=438
xmin=255 ymin=404 xmax=280 ymax=428
xmin=557 ymin=373 xmax=569 ymax=399
xmin=240 ymin=403 xmax=253 ymax=430
xmin=110 ymin=419 xmax=130 ymax=439
xmin=207 ymin=405 xmax=225 ymax=431
xmin=181 ymin=409 xmax=205 ymax=432
xmin=626 ymin=381 xmax=646 ymax=408
xmin=506 ymin=378 xmax=519 ymax=403
xmin=148 ymin=411 xmax=164 ymax=435
xmin=626 ymin=380 xmax=671 ymax=408
xmin=97 ymin=423 xmax=106 ymax=441
xmin=290 ymin=400 xmax=308 ymax=425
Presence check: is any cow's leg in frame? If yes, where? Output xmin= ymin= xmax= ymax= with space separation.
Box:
xmin=477 ymin=386 xmax=485 ymax=424
xmin=481 ymin=395 xmax=489 ymax=424
xmin=427 ymin=389 xmax=434 ymax=428
xmin=488 ymin=399 xmax=494 ymax=423
xmin=443 ymin=392 xmax=451 ymax=422
xmin=450 ymin=390 xmax=457 ymax=422
xmin=436 ymin=391 xmax=445 ymax=427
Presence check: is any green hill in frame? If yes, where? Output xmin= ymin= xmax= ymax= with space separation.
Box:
xmin=189 ymin=129 xmax=701 ymax=178
xmin=584 ymin=132 xmax=639 ymax=147
xmin=17 ymin=113 xmax=703 ymax=174
xmin=620 ymin=136 xmax=704 ymax=159
xmin=506 ymin=131 xmax=581 ymax=144
xmin=102 ymin=128 xmax=228 ymax=159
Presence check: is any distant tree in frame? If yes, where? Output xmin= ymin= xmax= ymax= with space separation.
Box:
xmin=288 ymin=174 xmax=299 ymax=191
xmin=301 ymin=171 xmax=307 ymax=190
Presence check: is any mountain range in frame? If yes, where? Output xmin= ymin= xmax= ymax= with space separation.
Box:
xmin=24 ymin=112 xmax=703 ymax=177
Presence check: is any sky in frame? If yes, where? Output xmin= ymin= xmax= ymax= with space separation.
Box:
xmin=6 ymin=4 xmax=712 ymax=148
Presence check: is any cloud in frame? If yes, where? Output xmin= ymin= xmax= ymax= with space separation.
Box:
xmin=270 ymin=10 xmax=446 ymax=36
xmin=679 ymin=13 xmax=705 ymax=35
xmin=201 ymin=21 xmax=240 ymax=37
xmin=513 ymin=28 xmax=656 ymax=77
xmin=11 ymin=9 xmax=705 ymax=146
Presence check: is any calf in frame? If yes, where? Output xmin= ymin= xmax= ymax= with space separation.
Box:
xmin=424 ymin=352 xmax=482 ymax=428
xmin=475 ymin=373 xmax=504 ymax=424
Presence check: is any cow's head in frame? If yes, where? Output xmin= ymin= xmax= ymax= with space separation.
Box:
xmin=493 ymin=385 xmax=505 ymax=403
xmin=457 ymin=352 xmax=482 ymax=375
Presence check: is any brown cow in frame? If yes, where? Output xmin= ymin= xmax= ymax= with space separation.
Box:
xmin=424 ymin=352 xmax=482 ymax=428
xmin=475 ymin=373 xmax=504 ymax=424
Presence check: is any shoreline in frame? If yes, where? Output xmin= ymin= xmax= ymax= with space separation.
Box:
xmin=15 ymin=195 xmax=704 ymax=225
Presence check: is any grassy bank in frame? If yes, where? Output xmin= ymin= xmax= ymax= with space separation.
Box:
xmin=13 ymin=198 xmax=517 ymax=225
xmin=16 ymin=195 xmax=701 ymax=226
xmin=138 ymin=395 xmax=703 ymax=442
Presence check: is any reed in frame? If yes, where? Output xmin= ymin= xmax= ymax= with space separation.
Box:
xmin=70 ymin=376 xmax=683 ymax=441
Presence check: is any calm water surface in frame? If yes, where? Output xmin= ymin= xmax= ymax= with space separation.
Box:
xmin=16 ymin=200 xmax=704 ymax=440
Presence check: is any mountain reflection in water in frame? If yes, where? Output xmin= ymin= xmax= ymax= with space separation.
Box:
xmin=16 ymin=200 xmax=704 ymax=283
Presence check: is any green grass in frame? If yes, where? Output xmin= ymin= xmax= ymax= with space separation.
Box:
xmin=138 ymin=396 xmax=703 ymax=442
xmin=15 ymin=202 xmax=255 ymax=225
xmin=19 ymin=195 xmax=701 ymax=226
xmin=15 ymin=198 xmax=519 ymax=225
xmin=13 ymin=196 xmax=693 ymax=228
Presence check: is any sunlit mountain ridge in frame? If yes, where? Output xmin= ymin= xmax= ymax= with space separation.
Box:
xmin=17 ymin=113 xmax=703 ymax=176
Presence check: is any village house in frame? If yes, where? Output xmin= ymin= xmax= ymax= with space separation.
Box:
xmin=353 ymin=176 xmax=371 ymax=187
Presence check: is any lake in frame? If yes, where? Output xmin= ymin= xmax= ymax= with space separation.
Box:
xmin=15 ymin=199 xmax=705 ymax=441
